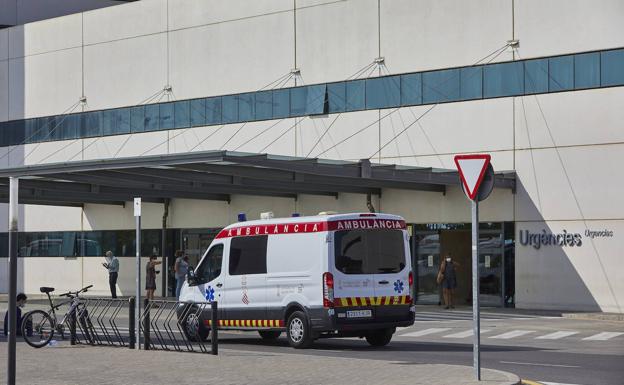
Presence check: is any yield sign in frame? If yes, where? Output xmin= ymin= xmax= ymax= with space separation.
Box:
xmin=454 ymin=154 xmax=491 ymax=200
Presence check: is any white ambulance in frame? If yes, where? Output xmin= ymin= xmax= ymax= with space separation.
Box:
xmin=179 ymin=212 xmax=415 ymax=348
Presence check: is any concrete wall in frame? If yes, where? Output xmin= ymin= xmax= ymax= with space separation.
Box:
xmin=0 ymin=0 xmax=121 ymax=26
xmin=0 ymin=0 xmax=622 ymax=312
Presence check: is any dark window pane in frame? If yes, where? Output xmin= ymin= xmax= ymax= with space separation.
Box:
xmin=222 ymin=95 xmax=238 ymax=123
xmin=130 ymin=106 xmax=145 ymax=133
xmin=574 ymin=52 xmax=600 ymax=89
xmin=60 ymin=113 xmax=80 ymax=140
xmin=238 ymin=93 xmax=255 ymax=121
xmin=82 ymin=111 xmax=102 ymax=137
xmin=45 ymin=116 xmax=62 ymax=141
xmin=116 ymin=108 xmax=131 ymax=134
xmin=174 ymin=101 xmax=190 ymax=128
xmin=24 ymin=118 xmax=41 ymax=143
xmin=144 ymin=104 xmax=159 ymax=131
xmin=290 ymin=86 xmax=307 ymax=116
xmin=205 ymin=97 xmax=222 ymax=125
xmin=401 ymin=73 xmax=422 ymax=106
xmin=345 ymin=80 xmax=365 ymax=111
xmin=101 ymin=110 xmax=115 ymax=135
xmin=423 ymin=69 xmax=460 ymax=103
xmin=190 ymin=99 xmax=206 ymax=127
xmin=524 ymin=59 xmax=549 ymax=94
xmin=601 ymin=49 xmax=624 ymax=86
xmin=549 ymin=55 xmax=574 ymax=91
xmin=460 ymin=67 xmax=482 ymax=100
xmin=229 ymin=235 xmax=267 ymax=275
xmin=272 ymin=89 xmax=289 ymax=118
xmin=366 ymin=75 xmax=400 ymax=109
xmin=159 ymin=102 xmax=174 ymax=130
xmin=327 ymin=82 xmax=346 ymax=113
xmin=483 ymin=61 xmax=524 ymax=97
xmin=255 ymin=91 xmax=273 ymax=120
xmin=334 ymin=230 xmax=406 ymax=274
xmin=6 ymin=120 xmax=25 ymax=146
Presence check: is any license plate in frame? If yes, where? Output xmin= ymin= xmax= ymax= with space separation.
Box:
xmin=346 ymin=310 xmax=372 ymax=318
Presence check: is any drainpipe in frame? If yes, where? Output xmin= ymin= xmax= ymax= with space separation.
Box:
xmin=161 ymin=199 xmax=170 ymax=297
xmin=366 ymin=192 xmax=376 ymax=213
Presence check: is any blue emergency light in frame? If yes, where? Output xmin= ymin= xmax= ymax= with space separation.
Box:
xmin=237 ymin=213 xmax=247 ymax=222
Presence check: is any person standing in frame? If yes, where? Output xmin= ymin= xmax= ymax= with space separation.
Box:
xmin=102 ymin=250 xmax=120 ymax=298
xmin=145 ymin=255 xmax=162 ymax=300
xmin=174 ymin=250 xmax=189 ymax=299
xmin=439 ymin=254 xmax=459 ymax=309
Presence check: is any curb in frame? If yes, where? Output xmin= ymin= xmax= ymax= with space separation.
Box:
xmin=562 ymin=312 xmax=624 ymax=322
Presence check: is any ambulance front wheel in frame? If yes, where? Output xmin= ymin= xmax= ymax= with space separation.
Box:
xmin=286 ymin=311 xmax=313 ymax=349
xmin=365 ymin=328 xmax=394 ymax=347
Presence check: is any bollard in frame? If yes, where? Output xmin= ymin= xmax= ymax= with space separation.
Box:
xmin=129 ymin=297 xmax=135 ymax=349
xmin=70 ymin=307 xmax=77 ymax=345
xmin=211 ymin=301 xmax=218 ymax=355
xmin=143 ymin=298 xmax=150 ymax=350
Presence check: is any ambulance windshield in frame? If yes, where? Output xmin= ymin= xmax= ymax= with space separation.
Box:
xmin=334 ymin=229 xmax=405 ymax=274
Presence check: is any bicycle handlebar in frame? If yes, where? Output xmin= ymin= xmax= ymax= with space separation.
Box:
xmin=58 ymin=284 xmax=94 ymax=297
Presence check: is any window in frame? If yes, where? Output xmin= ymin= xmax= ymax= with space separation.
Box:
xmin=130 ymin=106 xmax=145 ymax=133
xmin=574 ymin=52 xmax=600 ymax=89
xmin=549 ymin=55 xmax=574 ymax=91
xmin=601 ymin=49 xmax=624 ymax=86
xmin=255 ymin=91 xmax=273 ymax=120
xmin=334 ymin=230 xmax=406 ymax=275
xmin=483 ymin=61 xmax=524 ymax=98
xmin=327 ymin=82 xmax=346 ymax=113
xmin=423 ymin=69 xmax=460 ymax=103
xmin=272 ymin=89 xmax=290 ymax=118
xmin=174 ymin=101 xmax=190 ymax=128
xmin=195 ymin=244 xmax=224 ymax=285
xmin=82 ymin=111 xmax=102 ymax=138
xmin=306 ymin=84 xmax=326 ymax=115
xmin=222 ymin=95 xmax=238 ymax=123
xmin=205 ymin=97 xmax=222 ymax=125
xmin=524 ymin=59 xmax=549 ymax=94
xmin=401 ymin=73 xmax=422 ymax=106
xmin=460 ymin=67 xmax=482 ymax=100
xmin=144 ymin=104 xmax=159 ymax=131
xmin=159 ymin=102 xmax=174 ymax=130
xmin=59 ymin=114 xmax=80 ymax=140
xmin=366 ymin=76 xmax=400 ymax=109
xmin=229 ymin=235 xmax=267 ymax=275
xmin=345 ymin=80 xmax=365 ymax=111
xmin=290 ymin=86 xmax=307 ymax=116
xmin=190 ymin=99 xmax=206 ymax=127
xmin=238 ymin=93 xmax=255 ymax=121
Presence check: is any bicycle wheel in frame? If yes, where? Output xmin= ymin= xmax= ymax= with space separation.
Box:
xmin=22 ymin=310 xmax=54 ymax=348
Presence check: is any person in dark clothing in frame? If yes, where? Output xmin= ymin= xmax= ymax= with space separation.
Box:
xmin=439 ymin=255 xmax=459 ymax=309
xmin=3 ymin=293 xmax=31 ymax=336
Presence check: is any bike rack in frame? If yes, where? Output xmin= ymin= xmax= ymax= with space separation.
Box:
xmin=73 ymin=298 xmax=130 ymax=347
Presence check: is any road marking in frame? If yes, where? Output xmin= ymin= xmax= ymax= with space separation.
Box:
xmin=500 ymin=361 xmax=581 ymax=368
xmin=535 ymin=331 xmax=578 ymax=340
xmin=443 ymin=329 xmax=491 ymax=338
xmin=582 ymin=331 xmax=624 ymax=341
xmin=541 ymin=382 xmax=584 ymax=385
xmin=489 ymin=330 xmax=535 ymax=339
xmin=401 ymin=328 xmax=452 ymax=337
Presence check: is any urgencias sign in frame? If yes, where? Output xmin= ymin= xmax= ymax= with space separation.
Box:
xmin=519 ymin=229 xmax=582 ymax=249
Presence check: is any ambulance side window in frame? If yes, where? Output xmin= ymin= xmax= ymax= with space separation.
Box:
xmin=229 ymin=235 xmax=267 ymax=275
xmin=195 ymin=244 xmax=224 ymax=285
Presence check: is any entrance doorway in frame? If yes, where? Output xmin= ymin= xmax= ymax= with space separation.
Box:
xmin=412 ymin=222 xmax=513 ymax=307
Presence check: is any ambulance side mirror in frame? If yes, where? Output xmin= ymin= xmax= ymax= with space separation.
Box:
xmin=186 ymin=269 xmax=197 ymax=286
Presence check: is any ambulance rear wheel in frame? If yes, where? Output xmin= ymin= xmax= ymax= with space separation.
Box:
xmin=286 ymin=311 xmax=312 ymax=349
xmin=258 ymin=331 xmax=281 ymax=340
xmin=365 ymin=328 xmax=394 ymax=347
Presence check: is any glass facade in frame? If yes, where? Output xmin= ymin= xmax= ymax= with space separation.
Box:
xmin=0 ymin=48 xmax=623 ymax=148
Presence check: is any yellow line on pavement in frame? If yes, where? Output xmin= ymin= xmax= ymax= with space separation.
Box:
xmin=521 ymin=380 xmax=544 ymax=385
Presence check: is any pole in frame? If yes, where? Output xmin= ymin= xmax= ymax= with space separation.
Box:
xmin=134 ymin=197 xmax=141 ymax=350
xmin=211 ymin=301 xmax=218 ymax=355
xmin=7 ymin=177 xmax=18 ymax=385
xmin=472 ymin=199 xmax=481 ymax=380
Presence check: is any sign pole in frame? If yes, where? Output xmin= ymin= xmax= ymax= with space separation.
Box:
xmin=134 ymin=197 xmax=141 ymax=350
xmin=7 ymin=177 xmax=18 ymax=385
xmin=472 ymin=198 xmax=481 ymax=380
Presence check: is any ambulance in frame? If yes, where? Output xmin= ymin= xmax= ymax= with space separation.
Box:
xmin=178 ymin=212 xmax=415 ymax=348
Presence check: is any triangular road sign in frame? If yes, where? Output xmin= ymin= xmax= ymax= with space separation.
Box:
xmin=454 ymin=154 xmax=491 ymax=201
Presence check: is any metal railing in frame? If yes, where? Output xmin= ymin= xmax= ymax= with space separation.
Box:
xmin=69 ymin=297 xmax=218 ymax=355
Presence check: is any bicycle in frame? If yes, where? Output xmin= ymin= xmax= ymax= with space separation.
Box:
xmin=21 ymin=285 xmax=95 ymax=348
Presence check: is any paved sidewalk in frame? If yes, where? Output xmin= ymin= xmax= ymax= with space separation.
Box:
xmin=0 ymin=342 xmax=519 ymax=385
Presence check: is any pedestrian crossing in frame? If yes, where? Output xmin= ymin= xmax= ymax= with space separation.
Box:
xmin=397 ymin=327 xmax=623 ymax=342
xmin=413 ymin=310 xmax=550 ymax=322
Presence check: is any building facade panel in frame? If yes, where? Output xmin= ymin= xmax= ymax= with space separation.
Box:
xmin=8 ymin=13 xmax=82 ymax=58
xmin=0 ymin=29 xmax=8 ymax=61
xmin=0 ymin=60 xmax=8 ymax=121
xmin=380 ymin=0 xmax=513 ymax=74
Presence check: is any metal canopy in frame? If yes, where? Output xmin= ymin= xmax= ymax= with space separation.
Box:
xmin=0 ymin=150 xmax=516 ymax=206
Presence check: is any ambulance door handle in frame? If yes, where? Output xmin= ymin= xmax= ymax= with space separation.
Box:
xmin=378 ymin=280 xmax=389 ymax=285
xmin=216 ymin=283 xmax=223 ymax=288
